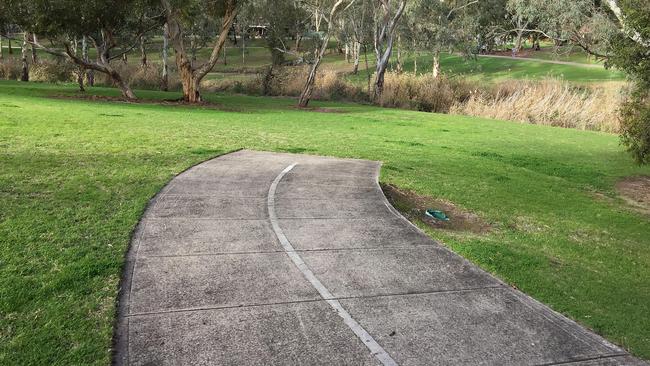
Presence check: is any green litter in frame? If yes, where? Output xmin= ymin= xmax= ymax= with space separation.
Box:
xmin=425 ymin=209 xmax=449 ymax=221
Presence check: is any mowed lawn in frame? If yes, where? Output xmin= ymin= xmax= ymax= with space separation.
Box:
xmin=0 ymin=81 xmax=648 ymax=365
xmin=382 ymin=52 xmax=626 ymax=82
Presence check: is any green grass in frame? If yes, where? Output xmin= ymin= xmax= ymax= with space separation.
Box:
xmin=377 ymin=52 xmax=625 ymax=82
xmin=0 ymin=80 xmax=649 ymax=364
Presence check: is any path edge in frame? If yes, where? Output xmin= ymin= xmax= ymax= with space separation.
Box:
xmin=110 ymin=148 xmax=244 ymax=366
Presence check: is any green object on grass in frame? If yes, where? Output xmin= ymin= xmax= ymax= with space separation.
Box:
xmin=425 ymin=209 xmax=449 ymax=221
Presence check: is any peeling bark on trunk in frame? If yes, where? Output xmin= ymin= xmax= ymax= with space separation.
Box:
xmin=20 ymin=33 xmax=29 ymax=82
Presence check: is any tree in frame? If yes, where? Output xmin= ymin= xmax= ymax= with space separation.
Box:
xmin=373 ymin=0 xmax=406 ymax=98
xmin=162 ymin=0 xmax=240 ymax=102
xmin=297 ymin=0 xmax=356 ymax=107
xmin=606 ymin=0 xmax=650 ymax=163
xmin=4 ymin=0 xmax=161 ymax=99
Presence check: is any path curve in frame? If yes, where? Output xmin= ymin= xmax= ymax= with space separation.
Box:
xmin=114 ymin=150 xmax=645 ymax=366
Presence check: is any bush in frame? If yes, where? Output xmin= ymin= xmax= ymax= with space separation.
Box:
xmin=619 ymin=88 xmax=650 ymax=164
xmin=0 ymin=58 xmax=22 ymax=80
xmin=30 ymin=60 xmax=77 ymax=83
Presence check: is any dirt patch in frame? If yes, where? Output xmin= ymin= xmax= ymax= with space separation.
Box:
xmin=381 ymin=183 xmax=491 ymax=234
xmin=615 ymin=176 xmax=650 ymax=215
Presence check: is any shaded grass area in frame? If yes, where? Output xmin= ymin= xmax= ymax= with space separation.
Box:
xmin=0 ymin=81 xmax=649 ymax=364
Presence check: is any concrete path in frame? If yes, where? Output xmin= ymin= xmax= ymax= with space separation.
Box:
xmin=114 ymin=150 xmax=645 ymax=366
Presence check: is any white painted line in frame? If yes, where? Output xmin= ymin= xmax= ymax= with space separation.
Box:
xmin=267 ymin=163 xmax=398 ymax=366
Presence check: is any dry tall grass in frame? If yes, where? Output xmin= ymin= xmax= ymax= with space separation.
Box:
xmin=378 ymin=73 xmax=474 ymax=113
xmin=451 ymin=79 xmax=623 ymax=133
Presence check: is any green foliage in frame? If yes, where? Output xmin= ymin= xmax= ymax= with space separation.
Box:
xmin=619 ymin=88 xmax=650 ymax=164
xmin=606 ymin=0 xmax=650 ymax=164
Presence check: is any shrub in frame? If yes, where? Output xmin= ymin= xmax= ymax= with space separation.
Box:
xmin=0 ymin=58 xmax=22 ymax=80
xmin=619 ymin=87 xmax=650 ymax=164
xmin=30 ymin=60 xmax=77 ymax=83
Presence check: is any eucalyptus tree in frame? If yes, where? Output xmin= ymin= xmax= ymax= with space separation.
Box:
xmin=3 ymin=0 xmax=162 ymax=99
xmin=341 ymin=0 xmax=374 ymax=75
xmin=297 ymin=0 xmax=356 ymax=107
xmin=373 ymin=0 xmax=407 ymax=98
xmin=162 ymin=0 xmax=240 ymax=102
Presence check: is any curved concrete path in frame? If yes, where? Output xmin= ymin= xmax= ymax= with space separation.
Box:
xmin=114 ymin=150 xmax=645 ymax=366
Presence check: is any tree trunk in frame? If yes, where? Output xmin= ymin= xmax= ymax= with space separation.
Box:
xmin=161 ymin=23 xmax=169 ymax=91
xmin=364 ymin=44 xmax=371 ymax=96
xmin=30 ymin=34 xmax=38 ymax=63
xmin=20 ymin=33 xmax=29 ymax=82
xmin=295 ymin=34 xmax=302 ymax=52
xmin=178 ymin=61 xmax=201 ymax=102
xmin=82 ymin=36 xmax=94 ymax=87
xmin=298 ymin=39 xmax=327 ymax=107
xmin=163 ymin=0 xmax=238 ymax=102
xmin=241 ymin=28 xmax=246 ymax=65
xmin=109 ymin=68 xmax=136 ymax=99
xmin=432 ymin=49 xmax=440 ymax=78
xmin=345 ymin=42 xmax=350 ymax=63
xmin=8 ymin=38 xmax=13 ymax=55
xmin=298 ymin=30 xmax=331 ymax=107
xmin=514 ymin=32 xmax=523 ymax=55
xmin=352 ymin=41 xmax=360 ymax=74
xmin=373 ymin=0 xmax=406 ymax=99
xmin=414 ymin=51 xmax=418 ymax=75
xmin=374 ymin=60 xmax=388 ymax=99
xmin=0 ymin=35 xmax=3 ymax=60
xmin=140 ymin=36 xmax=147 ymax=67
